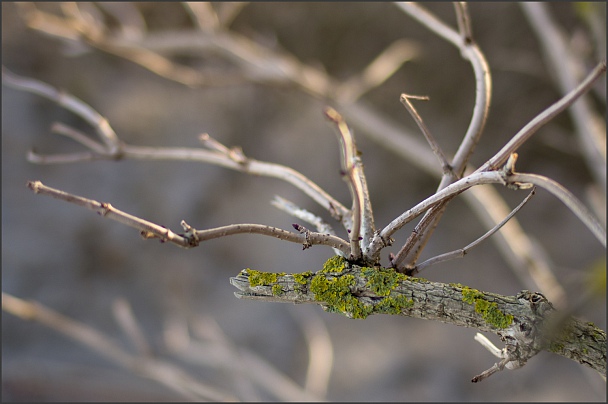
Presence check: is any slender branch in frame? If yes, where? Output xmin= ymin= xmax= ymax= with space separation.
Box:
xmin=2 ymin=66 xmax=121 ymax=156
xmin=413 ymin=188 xmax=536 ymax=272
xmin=2 ymin=68 xmax=351 ymax=224
xmin=399 ymin=94 xmax=451 ymax=173
xmin=196 ymin=223 xmax=350 ymax=254
xmin=477 ymin=60 xmax=607 ymax=173
xmin=509 ymin=173 xmax=606 ymax=246
xmin=26 ymin=180 xmax=351 ymax=254
xmin=26 ymin=180 xmax=195 ymax=247
xmin=520 ymin=2 xmax=606 ymax=190
xmin=395 ymin=2 xmax=492 ymax=268
xmin=324 ymin=107 xmax=376 ymax=261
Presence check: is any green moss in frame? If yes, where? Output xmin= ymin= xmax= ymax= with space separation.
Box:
xmin=462 ymin=286 xmax=513 ymax=329
xmin=244 ymin=269 xmax=286 ymax=287
xmin=272 ymin=284 xmax=283 ymax=296
xmin=320 ymin=255 xmax=347 ymax=274
xmin=310 ymin=272 xmax=373 ymax=319
xmin=362 ymin=266 xmax=407 ymax=296
xmin=373 ymin=295 xmax=415 ymax=315
xmin=293 ymin=271 xmax=313 ymax=285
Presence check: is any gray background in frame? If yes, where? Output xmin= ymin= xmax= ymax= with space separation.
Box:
xmin=2 ymin=2 xmax=606 ymax=401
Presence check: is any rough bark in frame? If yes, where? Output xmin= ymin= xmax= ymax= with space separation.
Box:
xmin=230 ymin=256 xmax=606 ymax=378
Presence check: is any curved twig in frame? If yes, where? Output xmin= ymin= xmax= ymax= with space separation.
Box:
xmin=509 ymin=173 xmax=606 ymax=246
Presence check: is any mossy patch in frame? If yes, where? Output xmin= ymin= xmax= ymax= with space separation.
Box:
xmin=320 ymin=255 xmax=347 ymax=274
xmin=244 ymin=269 xmax=286 ymax=287
xmin=293 ymin=271 xmax=314 ymax=285
xmin=272 ymin=284 xmax=283 ymax=296
xmin=310 ymin=257 xmax=416 ymax=319
xmin=462 ymin=286 xmax=513 ymax=329
xmin=373 ymin=295 xmax=415 ymax=315
xmin=362 ymin=266 xmax=408 ymax=296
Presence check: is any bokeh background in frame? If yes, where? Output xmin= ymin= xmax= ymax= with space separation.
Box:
xmin=2 ymin=2 xmax=606 ymax=401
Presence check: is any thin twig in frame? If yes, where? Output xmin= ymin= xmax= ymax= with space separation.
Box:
xmin=399 ymin=94 xmax=451 ymax=173
xmin=477 ymin=60 xmax=607 ymax=173
xmin=509 ymin=173 xmax=606 ymax=246
xmin=324 ymin=107 xmax=376 ymax=261
xmin=520 ymin=2 xmax=606 ymax=190
xmin=2 ymin=66 xmax=121 ymax=156
xmin=394 ymin=2 xmax=492 ymax=268
xmin=414 ymin=188 xmax=536 ymax=272
xmin=26 ymin=180 xmax=351 ymax=253
xmin=26 ymin=180 xmax=195 ymax=247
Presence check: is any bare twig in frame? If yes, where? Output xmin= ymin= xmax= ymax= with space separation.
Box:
xmin=2 ymin=68 xmax=351 ymax=224
xmin=26 ymin=180 xmax=351 ymax=253
xmin=26 ymin=180 xmax=196 ymax=247
xmin=477 ymin=60 xmax=607 ymax=173
xmin=520 ymin=2 xmax=606 ymax=190
xmin=394 ymin=2 xmax=492 ymax=269
xmin=509 ymin=173 xmax=606 ymax=246
xmin=324 ymin=107 xmax=376 ymax=261
xmin=414 ymin=188 xmax=536 ymax=272
xmin=2 ymin=66 xmax=121 ymax=156
xmin=399 ymin=94 xmax=451 ymax=173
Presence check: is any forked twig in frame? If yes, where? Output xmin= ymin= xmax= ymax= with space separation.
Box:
xmin=2 ymin=66 xmax=121 ymax=156
xmin=413 ymin=188 xmax=536 ymax=272
xmin=324 ymin=107 xmax=375 ymax=261
xmin=394 ymin=2 xmax=492 ymax=269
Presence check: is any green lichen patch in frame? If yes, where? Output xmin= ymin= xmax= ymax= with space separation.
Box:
xmin=320 ymin=255 xmax=347 ymax=274
xmin=244 ymin=269 xmax=286 ymax=287
xmin=362 ymin=266 xmax=408 ymax=296
xmin=462 ymin=287 xmax=513 ymax=329
xmin=373 ymin=295 xmax=415 ymax=315
xmin=293 ymin=271 xmax=314 ymax=285
xmin=272 ymin=284 xmax=283 ymax=296
xmin=310 ymin=273 xmax=373 ymax=319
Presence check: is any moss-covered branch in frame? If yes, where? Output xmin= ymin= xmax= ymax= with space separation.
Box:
xmin=230 ymin=256 xmax=606 ymax=379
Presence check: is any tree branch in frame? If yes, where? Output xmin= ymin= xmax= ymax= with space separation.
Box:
xmin=230 ymin=257 xmax=606 ymax=380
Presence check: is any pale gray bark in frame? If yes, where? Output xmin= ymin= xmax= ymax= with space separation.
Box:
xmin=230 ymin=262 xmax=606 ymax=379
